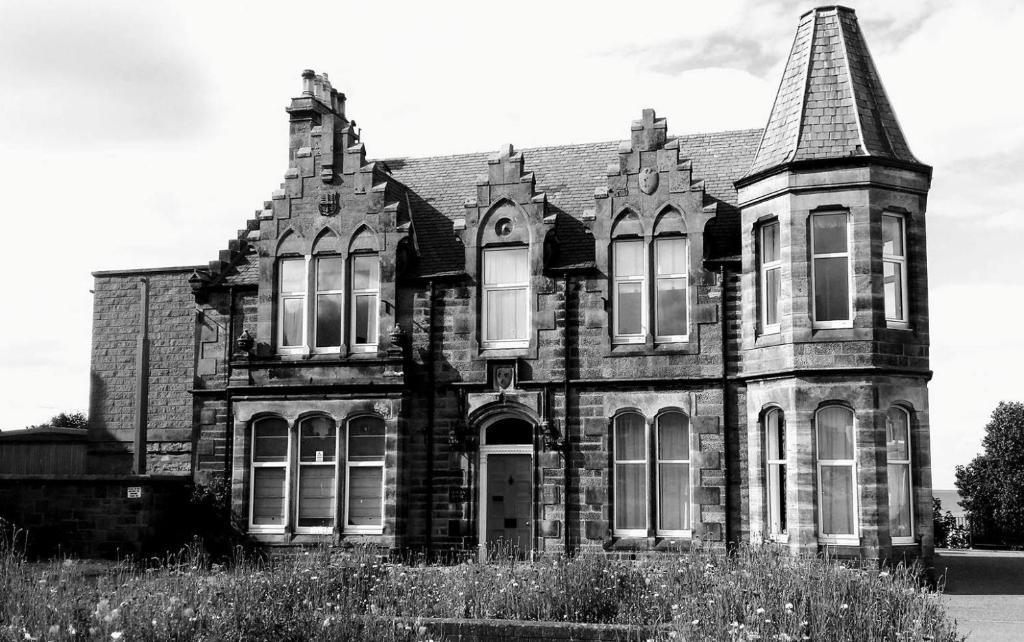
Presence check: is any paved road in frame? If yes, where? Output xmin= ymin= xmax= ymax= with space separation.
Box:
xmin=935 ymin=549 xmax=1024 ymax=641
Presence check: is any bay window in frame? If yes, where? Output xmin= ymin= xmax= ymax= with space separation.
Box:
xmin=296 ymin=416 xmax=337 ymax=532
xmin=882 ymin=214 xmax=908 ymax=325
xmin=886 ymin=406 xmax=914 ymax=541
xmin=816 ymin=405 xmax=857 ymax=540
xmin=764 ymin=408 xmax=787 ymax=537
xmin=760 ymin=221 xmax=781 ymax=332
xmin=810 ymin=212 xmax=852 ymax=327
xmin=250 ymin=416 xmax=290 ymax=530
xmin=482 ymin=247 xmax=530 ymax=348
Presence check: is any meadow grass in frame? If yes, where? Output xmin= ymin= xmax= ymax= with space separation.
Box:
xmin=0 ymin=521 xmax=961 ymax=641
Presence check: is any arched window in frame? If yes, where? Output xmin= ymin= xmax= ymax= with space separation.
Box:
xmin=886 ymin=406 xmax=914 ymax=541
xmin=764 ymin=408 xmax=786 ymax=536
xmin=613 ymin=412 xmax=647 ymax=535
xmin=250 ymin=416 xmax=290 ymax=529
xmin=345 ymin=415 xmax=386 ymax=532
xmin=816 ymin=405 xmax=857 ymax=540
xmin=655 ymin=411 xmax=690 ymax=535
xmin=296 ymin=416 xmax=337 ymax=531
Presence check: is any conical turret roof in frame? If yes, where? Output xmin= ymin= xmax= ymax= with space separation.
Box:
xmin=745 ymin=6 xmax=921 ymax=178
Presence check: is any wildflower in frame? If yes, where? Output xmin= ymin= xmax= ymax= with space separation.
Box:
xmin=48 ymin=626 xmax=60 ymax=637
xmin=692 ymin=619 xmax=700 ymax=625
xmin=785 ymin=602 xmax=794 ymax=611
xmin=840 ymin=603 xmax=848 ymax=610
xmin=757 ymin=607 xmax=765 ymax=614
xmin=111 ymin=633 xmax=124 ymax=641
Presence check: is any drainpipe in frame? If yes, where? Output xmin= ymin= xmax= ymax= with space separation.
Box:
xmin=563 ymin=272 xmax=573 ymax=555
xmin=425 ymin=280 xmax=436 ymax=555
xmin=719 ymin=263 xmax=731 ymax=545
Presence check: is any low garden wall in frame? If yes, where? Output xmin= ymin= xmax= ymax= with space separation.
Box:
xmin=401 ymin=617 xmax=657 ymax=641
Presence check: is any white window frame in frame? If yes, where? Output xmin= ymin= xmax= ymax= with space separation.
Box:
xmin=764 ymin=408 xmax=787 ymax=540
xmin=654 ymin=411 xmax=691 ymax=537
xmin=882 ymin=213 xmax=909 ymax=327
xmin=612 ymin=412 xmax=648 ymax=537
xmin=343 ymin=415 xmax=386 ymax=535
xmin=277 ymin=257 xmax=310 ymax=355
xmin=612 ymin=239 xmax=647 ymax=344
xmin=312 ymin=255 xmax=344 ymax=354
xmin=653 ymin=237 xmax=689 ymax=343
xmin=815 ymin=405 xmax=859 ymax=544
xmin=886 ymin=406 xmax=915 ymax=544
xmin=349 ymin=253 xmax=380 ymax=353
xmin=760 ymin=221 xmax=782 ymax=334
xmin=810 ymin=211 xmax=854 ymax=329
xmin=249 ymin=416 xmax=292 ymax=534
xmin=294 ymin=416 xmax=339 ymax=535
xmin=481 ymin=246 xmax=531 ymax=349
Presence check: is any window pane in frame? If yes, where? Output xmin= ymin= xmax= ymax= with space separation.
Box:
xmin=656 ymin=238 xmax=686 ymax=275
xmin=656 ymin=278 xmax=687 ymax=336
xmin=614 ymin=241 xmax=644 ymax=277
xmin=252 ymin=468 xmax=286 ymax=525
xmin=763 ymin=223 xmax=780 ymax=264
xmin=315 ymin=294 xmax=342 ymax=347
xmin=888 ymin=463 xmax=912 ymax=538
xmin=253 ymin=419 xmax=288 ymax=462
xmin=821 ymin=465 xmax=855 ymax=535
xmin=658 ymin=462 xmax=689 ymax=531
xmin=300 ymin=417 xmax=336 ymax=462
xmin=766 ymin=410 xmax=784 ymax=461
xmin=768 ymin=463 xmax=787 ymax=534
xmin=348 ymin=466 xmax=383 ymax=526
xmin=298 ymin=466 xmax=336 ymax=528
xmin=484 ymin=248 xmax=528 ymax=285
xmin=352 ymin=255 xmax=379 ymax=289
xmin=486 ymin=289 xmax=527 ymax=341
xmin=765 ymin=267 xmax=780 ymax=326
xmin=280 ymin=259 xmax=305 ymax=293
xmin=616 ymin=282 xmax=643 ymax=335
xmin=614 ymin=463 xmax=646 ymax=530
xmin=812 ymin=213 xmax=848 ymax=254
xmin=354 ymin=294 xmax=377 ymax=344
xmin=657 ymin=413 xmax=689 ymax=460
xmin=884 ymin=261 xmax=904 ymax=320
xmin=817 ymin=407 xmax=854 ymax=460
xmin=316 ymin=257 xmax=343 ymax=291
xmin=886 ymin=408 xmax=910 ymax=461
xmin=614 ymin=413 xmax=645 ymax=461
xmin=883 ymin=216 xmax=904 ymax=256
xmin=282 ymin=298 xmax=304 ymax=346
xmin=349 ymin=417 xmax=385 ymax=461
xmin=814 ymin=256 xmax=849 ymax=321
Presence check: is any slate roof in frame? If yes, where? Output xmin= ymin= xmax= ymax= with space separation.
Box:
xmin=746 ymin=6 xmax=920 ymax=178
xmin=386 ymin=128 xmax=762 ymax=276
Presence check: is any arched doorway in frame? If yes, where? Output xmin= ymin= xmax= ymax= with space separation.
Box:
xmin=478 ymin=416 xmax=535 ymax=559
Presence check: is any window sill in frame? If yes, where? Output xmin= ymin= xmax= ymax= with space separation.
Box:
xmin=607 ymin=341 xmax=695 ymax=357
xmin=885 ymin=321 xmax=910 ymax=330
xmin=479 ymin=346 xmax=531 ymax=360
xmin=819 ymin=536 xmax=859 ymax=547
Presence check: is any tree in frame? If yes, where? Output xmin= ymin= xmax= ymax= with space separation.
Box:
xmin=955 ymin=401 xmax=1024 ymax=546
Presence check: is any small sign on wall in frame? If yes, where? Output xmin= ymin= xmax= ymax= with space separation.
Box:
xmin=126 ymin=487 xmax=142 ymax=499
xmin=315 ymin=451 xmax=324 ymax=463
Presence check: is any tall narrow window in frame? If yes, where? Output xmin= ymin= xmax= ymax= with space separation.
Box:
xmin=654 ymin=238 xmax=688 ymax=341
xmin=613 ymin=240 xmax=646 ymax=342
xmin=345 ymin=416 xmax=385 ymax=532
xmin=760 ymin=222 xmax=781 ymax=332
xmin=656 ymin=412 xmax=690 ymax=535
xmin=811 ymin=212 xmax=851 ymax=326
xmin=482 ymin=247 xmax=529 ymax=348
xmin=613 ymin=412 xmax=647 ymax=535
xmin=816 ymin=406 xmax=857 ymax=539
xmin=886 ymin=407 xmax=914 ymax=541
xmin=882 ymin=214 xmax=908 ymax=325
xmin=350 ymin=254 xmax=380 ymax=351
xmin=278 ymin=258 xmax=307 ymax=350
xmin=296 ymin=416 xmax=337 ymax=531
xmin=764 ymin=408 xmax=787 ymax=536
xmin=250 ymin=416 xmax=290 ymax=530
xmin=314 ymin=256 xmax=343 ymax=349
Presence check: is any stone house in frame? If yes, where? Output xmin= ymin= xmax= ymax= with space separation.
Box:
xmin=39 ymin=6 xmax=934 ymax=561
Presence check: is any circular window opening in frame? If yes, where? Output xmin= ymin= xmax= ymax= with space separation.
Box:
xmin=495 ymin=218 xmax=514 ymax=237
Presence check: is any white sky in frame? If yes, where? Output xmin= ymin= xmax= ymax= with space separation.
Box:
xmin=0 ymin=0 xmax=1021 ymax=488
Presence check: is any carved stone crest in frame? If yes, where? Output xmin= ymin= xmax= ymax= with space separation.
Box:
xmin=638 ymin=167 xmax=659 ymax=195
xmin=318 ymin=190 xmax=339 ymax=216
xmin=493 ymin=363 xmax=516 ymax=392
xmin=373 ymin=401 xmax=392 ymax=419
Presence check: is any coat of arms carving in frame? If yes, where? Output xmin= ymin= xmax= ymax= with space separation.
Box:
xmin=638 ymin=167 xmax=659 ymax=195
xmin=318 ymin=190 xmax=339 ymax=216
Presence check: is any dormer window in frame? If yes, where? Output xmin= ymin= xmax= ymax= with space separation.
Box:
xmin=482 ymin=246 xmax=529 ymax=348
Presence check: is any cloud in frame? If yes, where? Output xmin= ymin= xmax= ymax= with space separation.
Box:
xmin=615 ymin=32 xmax=780 ymax=77
xmin=0 ymin=2 xmax=214 ymax=145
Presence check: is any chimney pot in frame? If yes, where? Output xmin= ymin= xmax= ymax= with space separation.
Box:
xmin=302 ymin=69 xmax=315 ymax=96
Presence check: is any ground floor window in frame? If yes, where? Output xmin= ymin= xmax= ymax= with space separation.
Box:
xmin=886 ymin=406 xmax=914 ymax=541
xmin=613 ymin=410 xmax=690 ymax=537
xmin=764 ymin=408 xmax=787 ymax=537
xmin=816 ymin=405 xmax=857 ymax=540
xmin=248 ymin=414 xmax=385 ymax=535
